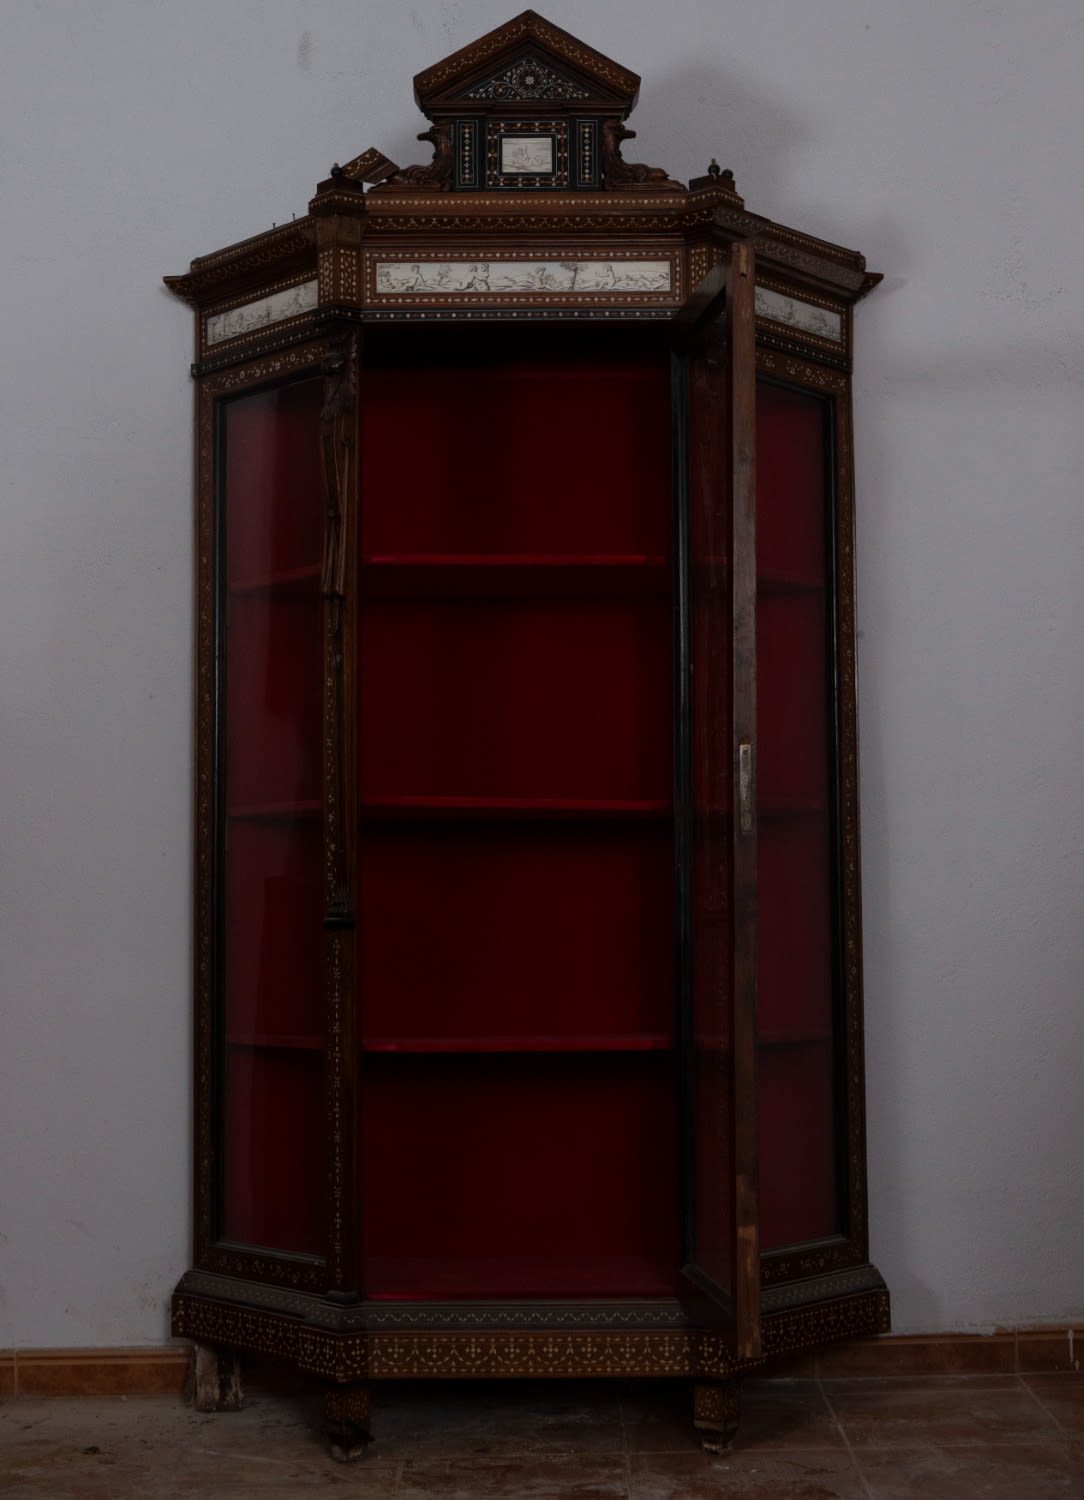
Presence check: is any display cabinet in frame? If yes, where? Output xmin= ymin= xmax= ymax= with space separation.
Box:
xmin=166 ymin=10 xmax=888 ymax=1459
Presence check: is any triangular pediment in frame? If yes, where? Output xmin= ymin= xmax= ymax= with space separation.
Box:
xmin=414 ymin=11 xmax=639 ymax=111
xmin=459 ymin=50 xmax=591 ymax=103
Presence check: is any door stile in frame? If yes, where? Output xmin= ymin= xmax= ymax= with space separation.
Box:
xmin=727 ymin=242 xmax=760 ymax=1359
xmin=320 ymin=329 xmax=362 ymax=1299
xmin=672 ymin=346 xmax=695 ymax=1269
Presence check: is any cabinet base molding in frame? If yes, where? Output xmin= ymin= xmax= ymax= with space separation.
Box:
xmin=168 ymin=1275 xmax=890 ymax=1384
xmin=2 ymin=1321 xmax=1077 ymax=1399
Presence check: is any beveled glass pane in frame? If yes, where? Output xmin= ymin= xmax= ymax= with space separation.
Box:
xmin=755 ymin=379 xmax=839 ymax=1249
xmin=217 ymin=376 xmax=327 ymax=1256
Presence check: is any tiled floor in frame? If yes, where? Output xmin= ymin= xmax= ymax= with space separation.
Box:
xmin=1 ymin=1374 xmax=1082 ymax=1497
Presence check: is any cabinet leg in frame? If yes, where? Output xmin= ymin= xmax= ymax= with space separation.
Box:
xmin=693 ymin=1377 xmax=741 ymax=1454
xmin=324 ymin=1383 xmax=372 ymax=1462
xmin=190 ymin=1343 xmax=244 ymax=1413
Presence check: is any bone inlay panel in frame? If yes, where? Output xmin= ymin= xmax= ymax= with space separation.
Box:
xmin=373 ymin=260 xmax=672 ymax=295
xmin=206 ymin=280 xmax=319 ymax=346
xmin=754 ymin=286 xmax=843 ymax=344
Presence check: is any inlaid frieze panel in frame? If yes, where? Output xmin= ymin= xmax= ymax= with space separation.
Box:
xmin=754 ymin=284 xmax=844 ymax=346
xmin=365 ymin=249 xmax=679 ymax=310
xmin=205 ymin=278 xmax=318 ymax=349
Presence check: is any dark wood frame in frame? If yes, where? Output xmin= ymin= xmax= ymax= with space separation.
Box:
xmin=168 ymin=10 xmax=888 ymax=1455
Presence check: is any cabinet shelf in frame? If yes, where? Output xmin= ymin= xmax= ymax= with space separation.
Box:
xmin=229 ymin=564 xmax=323 ymax=596
xmin=361 ymin=554 xmax=668 ymax=599
xmin=361 ymin=1033 xmax=673 ymax=1055
xmin=226 ymin=1033 xmax=323 ymax=1052
xmin=227 ymin=800 xmax=323 ymax=821
xmin=359 ymin=795 xmax=670 ymax=822
xmin=758 ymin=798 xmax=828 ymax=820
xmin=757 ymin=571 xmax=824 ymax=596
xmin=696 ymin=1030 xmax=833 ymax=1053
xmin=363 ymin=1254 xmax=676 ymax=1301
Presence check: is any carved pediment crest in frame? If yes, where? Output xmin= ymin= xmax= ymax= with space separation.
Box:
xmin=323 ymin=13 xmax=683 ymax=196
xmin=415 ymin=10 xmax=639 ymax=109
xmin=464 ymin=52 xmax=590 ymax=102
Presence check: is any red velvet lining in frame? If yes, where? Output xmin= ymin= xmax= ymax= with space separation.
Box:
xmin=356 ymin=331 xmax=676 ymax=1299
xmin=358 ymin=823 xmax=673 ymax=1044
xmin=223 ymin=1047 xmax=325 ymax=1254
xmin=225 ymin=594 xmax=323 ymax=809
xmin=360 ymin=335 xmax=671 ymax=559
xmin=756 ymin=382 xmax=826 ymax=588
xmin=220 ymin=378 xmax=327 ymax=1258
xmin=756 ymin=592 xmax=829 ymax=809
xmin=360 ymin=1053 xmax=677 ymax=1298
xmin=755 ymin=377 xmax=839 ymax=1249
xmin=359 ymin=599 xmax=672 ymax=803
xmin=224 ymin=817 xmax=325 ymax=1040
xmin=225 ymin=379 xmax=325 ymax=586
xmin=757 ymin=816 xmax=833 ymax=1042
xmin=758 ymin=1043 xmax=836 ymax=1249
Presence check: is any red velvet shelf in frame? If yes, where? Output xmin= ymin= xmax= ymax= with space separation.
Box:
xmin=696 ymin=1030 xmax=833 ymax=1053
xmin=757 ymin=571 xmax=825 ymax=596
xmin=360 ymin=556 xmax=668 ymax=601
xmin=361 ymin=552 xmax=667 ymax=583
xmin=760 ymin=1030 xmax=834 ymax=1048
xmin=359 ymin=795 xmax=670 ymax=821
xmin=758 ymin=798 xmax=828 ymax=820
xmin=361 ymin=1034 xmax=673 ymax=1055
xmin=362 ymin=1254 xmax=676 ymax=1301
xmin=227 ymin=800 xmax=323 ymax=821
xmin=226 ymin=1033 xmax=324 ymax=1052
xmin=228 ymin=564 xmax=323 ymax=596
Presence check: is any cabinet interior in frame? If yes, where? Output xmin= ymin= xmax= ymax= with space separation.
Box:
xmin=215 ymin=327 xmax=843 ymax=1294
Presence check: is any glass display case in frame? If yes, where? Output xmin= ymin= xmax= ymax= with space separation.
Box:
xmin=166 ymin=10 xmax=888 ymax=1460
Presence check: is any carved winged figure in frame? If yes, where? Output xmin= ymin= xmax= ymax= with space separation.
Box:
xmin=386 ymin=121 xmax=455 ymax=191
xmin=601 ymin=119 xmax=682 ymax=192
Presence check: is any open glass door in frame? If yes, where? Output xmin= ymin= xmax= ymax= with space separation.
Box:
xmin=672 ymin=243 xmax=760 ymax=1361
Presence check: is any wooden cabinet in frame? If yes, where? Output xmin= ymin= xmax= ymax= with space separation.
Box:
xmin=166 ymin=11 xmax=888 ymax=1458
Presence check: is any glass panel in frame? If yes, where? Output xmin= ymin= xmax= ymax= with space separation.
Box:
xmin=686 ymin=340 xmax=735 ymax=1293
xmin=217 ymin=376 xmax=327 ymax=1256
xmin=755 ymin=379 xmax=840 ymax=1249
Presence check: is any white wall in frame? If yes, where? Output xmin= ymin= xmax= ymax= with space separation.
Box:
xmin=1 ymin=0 xmax=1081 ymax=1347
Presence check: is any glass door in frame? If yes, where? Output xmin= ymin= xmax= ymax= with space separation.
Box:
xmin=672 ymin=245 xmax=761 ymax=1360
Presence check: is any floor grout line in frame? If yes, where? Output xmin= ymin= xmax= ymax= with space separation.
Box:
xmin=1016 ymin=1370 xmax=1075 ymax=1441
xmin=615 ymin=1385 xmax=634 ymax=1499
xmin=817 ymin=1376 xmax=876 ymax=1500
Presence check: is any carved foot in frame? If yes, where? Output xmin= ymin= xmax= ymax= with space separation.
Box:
xmin=693 ymin=1377 xmax=741 ymax=1454
xmin=325 ymin=1384 xmax=372 ymax=1462
xmin=190 ymin=1343 xmax=243 ymax=1413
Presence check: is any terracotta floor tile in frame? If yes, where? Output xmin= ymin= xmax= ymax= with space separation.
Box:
xmin=617 ymin=1380 xmax=699 ymax=1453
xmin=371 ymin=1379 xmax=625 ymax=1458
xmin=397 ymin=1454 xmax=630 ymax=1498
xmin=617 ymin=1377 xmax=844 ymax=1454
xmin=1025 ymin=1374 xmax=1084 ymax=1437
xmin=738 ymin=1379 xmax=846 ymax=1450
xmin=823 ymin=1374 xmax=1062 ymax=1448
xmin=855 ymin=1442 xmax=1084 ymax=1497
xmin=0 ymin=1396 xmax=388 ymax=1493
xmin=628 ymin=1448 xmax=867 ymax=1499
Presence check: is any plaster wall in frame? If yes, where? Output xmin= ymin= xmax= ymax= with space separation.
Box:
xmin=0 ymin=0 xmax=1081 ymax=1346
